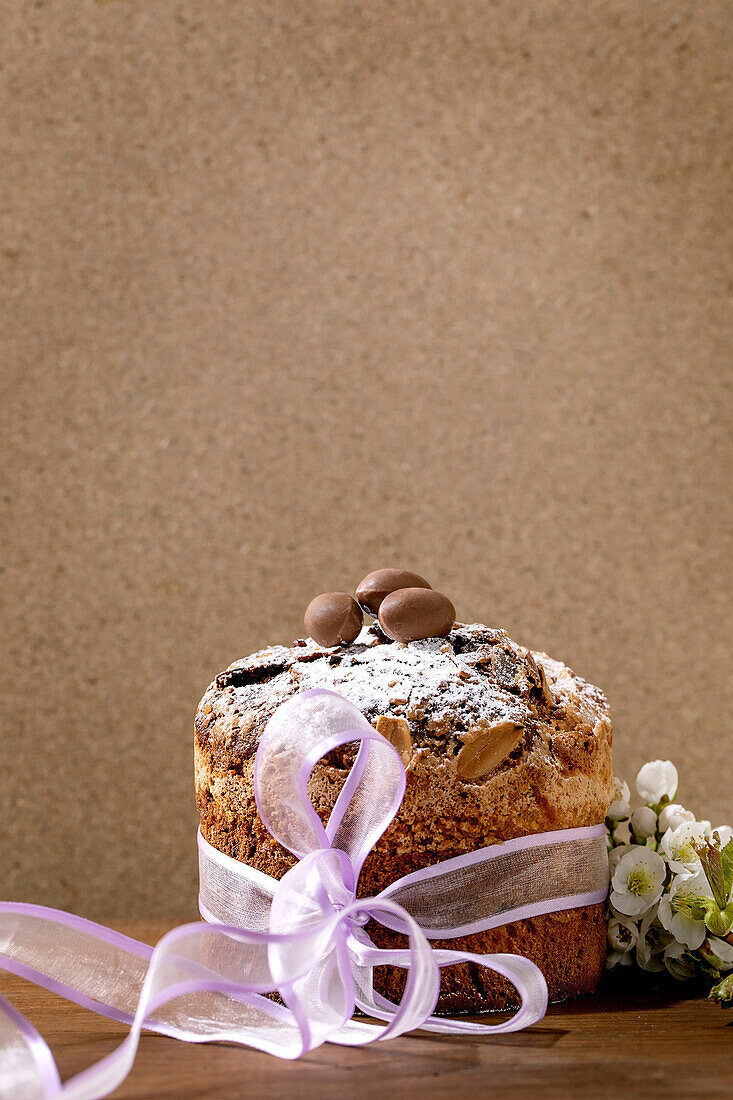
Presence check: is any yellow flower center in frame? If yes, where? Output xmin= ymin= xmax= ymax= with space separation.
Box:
xmin=626 ymin=868 xmax=652 ymax=896
xmin=673 ymin=841 xmax=695 ymax=862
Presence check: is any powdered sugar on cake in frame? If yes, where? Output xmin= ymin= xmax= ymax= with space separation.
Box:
xmin=197 ymin=622 xmax=610 ymax=772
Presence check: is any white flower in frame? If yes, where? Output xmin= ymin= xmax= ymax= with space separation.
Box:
xmin=630 ymin=806 xmax=658 ymax=839
xmin=608 ymin=843 xmax=634 ymax=878
xmin=610 ymin=847 xmax=666 ymax=916
xmin=664 ymin=940 xmax=696 ymax=980
xmin=607 ymin=777 xmax=631 ymax=821
xmin=636 ymin=905 xmax=673 ymax=972
xmin=635 ymin=760 xmax=678 ymax=805
xmin=604 ymin=761 xmax=731 ymax=985
xmin=660 ymin=821 xmax=707 ymax=875
xmin=607 ymin=915 xmax=639 ymax=954
xmin=658 ymin=869 xmax=711 ymax=950
xmin=658 ymin=804 xmax=695 ymax=834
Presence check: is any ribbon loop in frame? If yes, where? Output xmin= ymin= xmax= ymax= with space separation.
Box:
xmin=254 ymin=690 xmax=406 ymax=871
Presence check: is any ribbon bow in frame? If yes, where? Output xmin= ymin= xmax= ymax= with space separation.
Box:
xmin=1 ymin=689 xmax=607 ymax=1099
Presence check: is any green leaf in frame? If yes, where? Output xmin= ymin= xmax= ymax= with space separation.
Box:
xmin=698 ymin=842 xmax=728 ymax=910
xmin=709 ymin=972 xmax=733 ymax=1008
xmin=705 ymin=903 xmax=733 ymax=938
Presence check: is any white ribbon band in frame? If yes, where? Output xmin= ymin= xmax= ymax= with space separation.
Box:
xmin=198 ymin=822 xmax=609 ymax=939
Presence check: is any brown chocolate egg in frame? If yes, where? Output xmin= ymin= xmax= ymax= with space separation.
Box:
xmin=378 ymin=587 xmax=455 ymax=643
xmin=304 ymin=592 xmax=363 ymax=648
xmin=355 ymin=568 xmax=432 ymax=615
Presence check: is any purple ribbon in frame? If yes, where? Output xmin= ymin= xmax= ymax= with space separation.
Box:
xmin=0 ymin=689 xmax=608 ymax=1099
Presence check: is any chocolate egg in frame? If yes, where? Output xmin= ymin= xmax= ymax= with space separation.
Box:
xmin=304 ymin=592 xmax=363 ymax=648
xmin=355 ymin=568 xmax=432 ymax=615
xmin=378 ymin=587 xmax=455 ymax=643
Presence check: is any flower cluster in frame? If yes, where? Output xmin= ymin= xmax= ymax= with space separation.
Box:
xmin=606 ymin=760 xmax=733 ymax=1007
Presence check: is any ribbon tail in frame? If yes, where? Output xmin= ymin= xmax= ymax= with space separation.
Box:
xmin=345 ymin=937 xmax=548 ymax=1037
xmin=0 ymin=903 xmax=350 ymax=1098
xmin=416 ymin=948 xmax=548 ymax=1034
xmin=0 ymin=991 xmax=61 ymax=1100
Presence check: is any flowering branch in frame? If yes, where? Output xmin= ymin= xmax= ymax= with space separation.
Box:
xmin=605 ymin=760 xmax=733 ymax=1008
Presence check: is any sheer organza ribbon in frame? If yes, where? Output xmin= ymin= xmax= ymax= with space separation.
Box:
xmin=0 ymin=689 xmax=608 ymax=1099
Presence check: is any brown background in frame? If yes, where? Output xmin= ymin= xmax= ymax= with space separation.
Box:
xmin=1 ymin=1 xmax=730 ymax=919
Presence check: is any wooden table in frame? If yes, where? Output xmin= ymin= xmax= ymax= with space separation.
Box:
xmin=2 ymin=920 xmax=731 ymax=1099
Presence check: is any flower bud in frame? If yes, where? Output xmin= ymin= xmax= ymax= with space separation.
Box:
xmin=607 ymin=777 xmax=631 ymax=821
xmin=630 ymin=806 xmax=658 ymax=839
xmin=635 ymin=759 xmax=678 ymax=805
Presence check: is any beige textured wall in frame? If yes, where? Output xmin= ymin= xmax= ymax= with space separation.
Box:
xmin=1 ymin=1 xmax=730 ymax=918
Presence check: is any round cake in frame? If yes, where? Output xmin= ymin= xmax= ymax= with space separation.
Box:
xmin=194 ymin=620 xmax=613 ymax=1012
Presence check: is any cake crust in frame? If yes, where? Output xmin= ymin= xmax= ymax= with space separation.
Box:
xmin=194 ymin=623 xmax=613 ymax=1011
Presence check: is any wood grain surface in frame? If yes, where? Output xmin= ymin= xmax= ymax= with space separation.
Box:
xmin=1 ymin=920 xmax=731 ymax=1100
